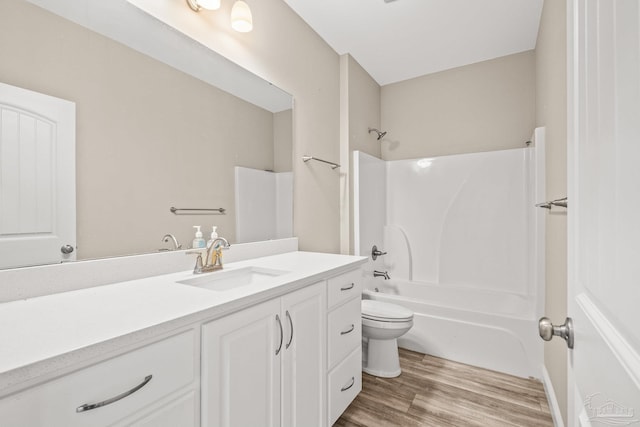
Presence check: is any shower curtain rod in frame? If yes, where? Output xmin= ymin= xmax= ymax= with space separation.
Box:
xmin=302 ymin=155 xmax=340 ymax=169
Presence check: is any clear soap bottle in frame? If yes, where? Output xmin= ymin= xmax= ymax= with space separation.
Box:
xmin=207 ymin=226 xmax=218 ymax=248
xmin=192 ymin=226 xmax=206 ymax=249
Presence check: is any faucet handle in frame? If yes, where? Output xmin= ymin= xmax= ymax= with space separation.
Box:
xmin=371 ymin=245 xmax=387 ymax=261
xmin=186 ymin=250 xmax=205 ymax=274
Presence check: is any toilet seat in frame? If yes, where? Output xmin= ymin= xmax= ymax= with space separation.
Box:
xmin=362 ymin=299 xmax=413 ymax=323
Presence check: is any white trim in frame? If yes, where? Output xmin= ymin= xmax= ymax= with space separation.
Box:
xmin=532 ymin=127 xmax=546 ymax=319
xmin=352 ymin=150 xmax=361 ymax=256
xmin=542 ymin=364 xmax=566 ymax=427
xmin=576 ymin=294 xmax=640 ymax=390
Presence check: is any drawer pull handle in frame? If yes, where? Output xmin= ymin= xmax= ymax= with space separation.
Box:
xmin=340 ymin=324 xmax=355 ymax=335
xmin=341 ymin=377 xmax=355 ymax=392
xmin=276 ymin=314 xmax=284 ymax=355
xmin=76 ymin=375 xmax=152 ymax=413
xmin=340 ymin=283 xmax=355 ymax=291
xmin=285 ymin=310 xmax=294 ymax=349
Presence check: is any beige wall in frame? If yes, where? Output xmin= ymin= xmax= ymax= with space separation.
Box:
xmin=0 ymin=0 xmax=278 ymax=259
xmin=339 ymin=54 xmax=381 ymax=254
xmin=273 ymin=109 xmax=293 ymax=173
xmin=381 ymin=51 xmax=536 ymax=160
xmin=536 ymin=0 xmax=568 ymax=423
xmin=188 ymin=0 xmax=341 ymax=253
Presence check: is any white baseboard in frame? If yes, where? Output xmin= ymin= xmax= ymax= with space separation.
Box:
xmin=541 ymin=364 xmax=565 ymax=427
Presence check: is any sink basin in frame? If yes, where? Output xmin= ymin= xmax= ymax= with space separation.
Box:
xmin=177 ymin=266 xmax=290 ymax=292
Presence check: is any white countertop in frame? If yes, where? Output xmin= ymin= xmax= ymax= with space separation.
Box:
xmin=0 ymin=251 xmax=366 ymax=395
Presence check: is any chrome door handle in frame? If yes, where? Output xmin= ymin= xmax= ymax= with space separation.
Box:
xmin=285 ymin=310 xmax=294 ymax=349
xmin=276 ymin=314 xmax=283 ymax=355
xmin=340 ymin=324 xmax=355 ymax=335
xmin=341 ymin=377 xmax=355 ymax=392
xmin=539 ymin=317 xmax=574 ymax=349
xmin=76 ymin=375 xmax=152 ymax=413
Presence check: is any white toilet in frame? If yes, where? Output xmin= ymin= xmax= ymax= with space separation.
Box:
xmin=361 ymin=299 xmax=414 ymax=378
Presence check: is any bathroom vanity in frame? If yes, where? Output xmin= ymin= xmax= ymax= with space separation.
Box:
xmin=0 ymin=249 xmax=366 ymax=426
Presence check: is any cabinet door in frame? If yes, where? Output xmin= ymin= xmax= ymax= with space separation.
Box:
xmin=281 ymin=281 xmax=327 ymax=427
xmin=202 ymin=298 xmax=281 ymax=427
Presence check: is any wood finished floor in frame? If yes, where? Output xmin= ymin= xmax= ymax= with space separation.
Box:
xmin=336 ymin=348 xmax=553 ymax=427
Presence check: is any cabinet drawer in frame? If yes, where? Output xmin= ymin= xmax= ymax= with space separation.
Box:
xmin=0 ymin=330 xmax=196 ymax=427
xmin=328 ymin=347 xmax=362 ymax=426
xmin=328 ymin=297 xmax=361 ymax=369
xmin=327 ymin=269 xmax=363 ymax=309
xmin=128 ymin=391 xmax=197 ymax=427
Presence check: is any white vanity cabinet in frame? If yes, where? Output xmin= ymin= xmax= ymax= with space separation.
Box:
xmin=0 ymin=252 xmax=367 ymax=427
xmin=326 ymin=269 xmax=363 ymax=425
xmin=201 ymin=281 xmax=326 ymax=427
xmin=0 ymin=330 xmax=199 ymax=427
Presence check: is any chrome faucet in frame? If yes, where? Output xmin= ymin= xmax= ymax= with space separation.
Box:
xmin=187 ymin=237 xmax=231 ymax=274
xmin=161 ymin=234 xmax=182 ymax=250
xmin=373 ymin=270 xmax=390 ymax=280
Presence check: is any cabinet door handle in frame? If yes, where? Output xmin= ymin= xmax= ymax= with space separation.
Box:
xmin=341 ymin=377 xmax=355 ymax=392
xmin=285 ymin=310 xmax=294 ymax=349
xmin=276 ymin=314 xmax=284 ymax=355
xmin=76 ymin=375 xmax=152 ymax=413
xmin=340 ymin=324 xmax=355 ymax=335
xmin=340 ymin=283 xmax=355 ymax=291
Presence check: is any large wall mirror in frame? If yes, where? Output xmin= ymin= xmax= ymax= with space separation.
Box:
xmin=0 ymin=0 xmax=294 ymax=269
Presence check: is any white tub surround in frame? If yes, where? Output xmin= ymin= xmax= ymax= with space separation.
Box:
xmin=354 ymin=131 xmax=546 ymax=379
xmin=0 ymin=250 xmax=366 ymax=398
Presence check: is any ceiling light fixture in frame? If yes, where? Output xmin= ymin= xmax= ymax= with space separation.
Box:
xmin=231 ymin=1 xmax=253 ymax=33
xmin=186 ymin=0 xmax=221 ymax=11
xmin=186 ymin=0 xmax=252 ymax=33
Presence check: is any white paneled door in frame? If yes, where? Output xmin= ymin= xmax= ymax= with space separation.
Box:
xmin=567 ymin=0 xmax=640 ymax=424
xmin=0 ymin=83 xmax=75 ymax=269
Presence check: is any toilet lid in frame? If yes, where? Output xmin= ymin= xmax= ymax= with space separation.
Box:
xmin=362 ymin=299 xmax=413 ymax=322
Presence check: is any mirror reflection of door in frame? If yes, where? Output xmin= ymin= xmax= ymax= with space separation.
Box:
xmin=0 ymin=82 xmax=76 ymax=269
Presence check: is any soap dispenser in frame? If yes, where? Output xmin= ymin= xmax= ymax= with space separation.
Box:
xmin=192 ymin=226 xmax=206 ymax=249
xmin=207 ymin=226 xmax=218 ymax=248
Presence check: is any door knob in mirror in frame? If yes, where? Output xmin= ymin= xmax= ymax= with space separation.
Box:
xmin=61 ymin=245 xmax=74 ymax=254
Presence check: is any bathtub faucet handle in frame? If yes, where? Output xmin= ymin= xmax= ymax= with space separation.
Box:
xmin=373 ymin=270 xmax=390 ymax=280
xmin=371 ymin=245 xmax=387 ymax=261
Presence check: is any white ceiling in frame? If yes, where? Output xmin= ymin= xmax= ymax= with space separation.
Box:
xmin=283 ymin=0 xmax=544 ymax=86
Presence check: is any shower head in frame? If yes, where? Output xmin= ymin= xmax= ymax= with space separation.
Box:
xmin=368 ymin=128 xmax=387 ymax=140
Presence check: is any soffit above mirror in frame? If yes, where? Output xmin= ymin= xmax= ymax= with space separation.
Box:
xmin=25 ymin=0 xmax=292 ymax=112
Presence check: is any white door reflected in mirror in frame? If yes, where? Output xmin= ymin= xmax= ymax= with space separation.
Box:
xmin=0 ymin=82 xmax=76 ymax=269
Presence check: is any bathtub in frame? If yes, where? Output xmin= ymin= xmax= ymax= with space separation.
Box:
xmin=362 ymin=280 xmax=543 ymax=379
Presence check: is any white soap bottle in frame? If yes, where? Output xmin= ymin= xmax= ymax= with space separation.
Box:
xmin=192 ymin=226 xmax=206 ymax=249
xmin=207 ymin=226 xmax=218 ymax=248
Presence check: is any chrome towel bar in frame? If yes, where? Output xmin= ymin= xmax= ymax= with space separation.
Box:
xmin=170 ymin=207 xmax=226 ymax=215
xmin=535 ymin=197 xmax=568 ymax=210
xmin=302 ymin=155 xmax=340 ymax=169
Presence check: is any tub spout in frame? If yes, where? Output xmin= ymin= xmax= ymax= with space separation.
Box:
xmin=374 ymin=270 xmax=390 ymax=280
